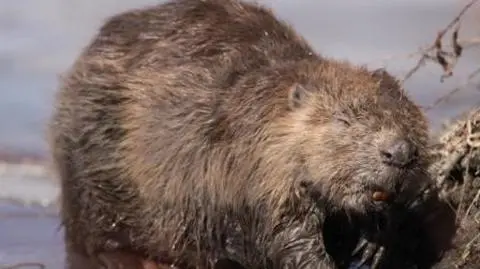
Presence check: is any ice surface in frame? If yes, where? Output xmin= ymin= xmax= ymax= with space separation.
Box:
xmin=0 ymin=203 xmax=64 ymax=269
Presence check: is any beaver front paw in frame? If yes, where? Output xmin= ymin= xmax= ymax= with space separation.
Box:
xmin=351 ymin=237 xmax=386 ymax=269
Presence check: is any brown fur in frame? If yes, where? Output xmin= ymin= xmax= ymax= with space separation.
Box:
xmin=98 ymin=251 xmax=161 ymax=269
xmin=47 ymin=0 xmax=450 ymax=268
xmin=66 ymin=250 xmax=161 ymax=269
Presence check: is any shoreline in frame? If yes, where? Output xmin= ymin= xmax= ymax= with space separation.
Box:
xmin=0 ymin=150 xmax=58 ymax=208
xmin=0 ymin=150 xmax=50 ymax=178
xmin=0 ymin=150 xmax=47 ymax=165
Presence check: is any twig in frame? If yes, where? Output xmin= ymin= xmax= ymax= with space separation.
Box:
xmin=464 ymin=65 xmax=480 ymax=82
xmin=423 ymin=67 xmax=480 ymax=111
xmin=462 ymin=188 xmax=480 ymax=225
xmin=456 ymin=150 xmax=472 ymax=223
xmin=437 ymin=150 xmax=465 ymax=186
xmin=364 ymin=51 xmax=423 ymax=68
xmin=466 ymin=109 xmax=480 ymax=148
xmin=400 ymin=0 xmax=480 ymax=83
xmin=460 ymin=37 xmax=480 ymax=48
xmin=365 ymin=37 xmax=480 ymax=70
xmin=459 ymin=231 xmax=480 ymax=266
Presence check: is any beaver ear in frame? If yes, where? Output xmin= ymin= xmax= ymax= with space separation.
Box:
xmin=371 ymin=68 xmax=401 ymax=89
xmin=288 ymin=83 xmax=309 ymax=110
xmin=371 ymin=68 xmax=388 ymax=77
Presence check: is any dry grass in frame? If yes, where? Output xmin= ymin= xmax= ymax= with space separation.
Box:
xmin=405 ymin=1 xmax=480 ymax=266
xmin=429 ymin=107 xmax=480 ymax=269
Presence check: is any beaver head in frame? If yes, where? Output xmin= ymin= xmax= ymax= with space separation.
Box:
xmin=268 ymin=60 xmax=432 ymax=215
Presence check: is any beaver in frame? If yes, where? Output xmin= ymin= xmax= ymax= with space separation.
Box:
xmin=47 ymin=0 xmax=454 ymax=268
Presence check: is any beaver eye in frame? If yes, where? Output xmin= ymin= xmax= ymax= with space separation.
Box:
xmin=333 ymin=114 xmax=351 ymax=127
xmin=337 ymin=117 xmax=351 ymax=127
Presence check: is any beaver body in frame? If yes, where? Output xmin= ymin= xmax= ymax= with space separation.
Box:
xmin=48 ymin=0 xmax=452 ymax=268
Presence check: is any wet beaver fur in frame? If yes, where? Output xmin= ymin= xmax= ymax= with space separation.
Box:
xmin=47 ymin=0 xmax=455 ymax=268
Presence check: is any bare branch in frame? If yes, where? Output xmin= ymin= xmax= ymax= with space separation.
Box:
xmin=400 ymin=0 xmax=480 ymax=83
xmin=424 ymin=67 xmax=480 ymax=111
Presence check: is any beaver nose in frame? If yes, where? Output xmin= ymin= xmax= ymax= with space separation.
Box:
xmin=380 ymin=139 xmax=417 ymax=167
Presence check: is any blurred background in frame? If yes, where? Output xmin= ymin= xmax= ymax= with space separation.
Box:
xmin=0 ymin=0 xmax=478 ymax=268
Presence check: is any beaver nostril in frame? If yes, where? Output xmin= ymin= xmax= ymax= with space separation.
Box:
xmin=380 ymin=139 xmax=417 ymax=168
xmin=380 ymin=150 xmax=393 ymax=160
xmin=413 ymin=148 xmax=420 ymax=158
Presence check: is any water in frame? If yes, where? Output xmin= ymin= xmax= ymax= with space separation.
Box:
xmin=0 ymin=0 xmax=479 ymax=268
xmin=0 ymin=169 xmax=61 ymax=267
xmin=0 ymin=203 xmax=63 ymax=269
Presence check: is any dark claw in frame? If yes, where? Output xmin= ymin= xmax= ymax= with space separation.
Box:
xmin=357 ymin=242 xmax=378 ymax=267
xmin=352 ymin=238 xmax=369 ymax=256
xmin=371 ymin=246 xmax=385 ymax=269
xmin=352 ymin=238 xmax=386 ymax=269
